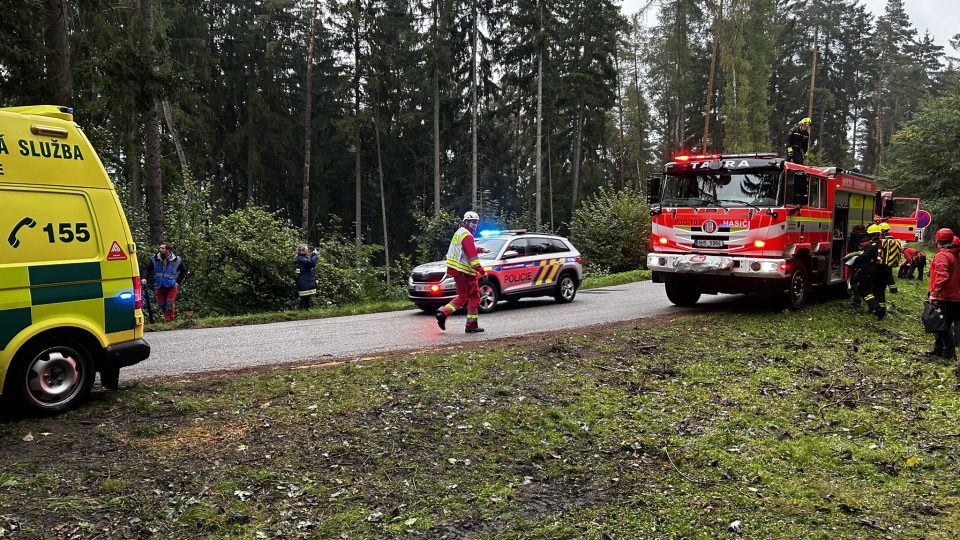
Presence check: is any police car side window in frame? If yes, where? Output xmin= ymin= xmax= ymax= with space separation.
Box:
xmin=550 ymin=239 xmax=570 ymax=253
xmin=508 ymin=239 xmax=528 ymax=256
xmin=529 ymin=238 xmax=554 ymax=255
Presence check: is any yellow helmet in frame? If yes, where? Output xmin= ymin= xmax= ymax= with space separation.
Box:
xmin=800 ymin=117 xmax=812 ymax=126
xmin=879 ymin=222 xmax=891 ymax=231
xmin=867 ymin=224 xmax=882 ymax=234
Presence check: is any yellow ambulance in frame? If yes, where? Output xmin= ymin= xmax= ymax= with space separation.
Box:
xmin=0 ymin=105 xmax=149 ymax=416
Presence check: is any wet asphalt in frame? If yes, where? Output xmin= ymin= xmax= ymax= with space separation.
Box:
xmin=125 ymin=280 xmax=742 ymax=381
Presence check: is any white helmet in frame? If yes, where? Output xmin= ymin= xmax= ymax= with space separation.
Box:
xmin=462 ymin=211 xmax=479 ymax=222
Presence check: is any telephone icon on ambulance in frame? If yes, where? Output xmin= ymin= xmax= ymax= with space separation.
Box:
xmin=7 ymin=217 xmax=37 ymax=248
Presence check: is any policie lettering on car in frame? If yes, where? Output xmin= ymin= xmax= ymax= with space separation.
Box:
xmin=504 ymin=271 xmax=533 ymax=283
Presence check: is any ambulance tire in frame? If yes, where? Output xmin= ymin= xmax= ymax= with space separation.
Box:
xmin=783 ymin=261 xmax=810 ymax=311
xmin=6 ymin=337 xmax=95 ymax=416
xmin=554 ymin=272 xmax=578 ymax=303
xmin=478 ymin=279 xmax=499 ymax=314
xmin=665 ymin=277 xmax=701 ymax=307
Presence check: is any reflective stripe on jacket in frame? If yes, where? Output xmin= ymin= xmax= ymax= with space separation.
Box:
xmin=445 ymin=226 xmax=481 ymax=276
xmin=878 ymin=238 xmax=903 ymax=267
xmin=153 ymin=255 xmax=183 ymax=288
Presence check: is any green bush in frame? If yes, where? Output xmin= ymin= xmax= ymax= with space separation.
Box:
xmin=409 ymin=209 xmax=458 ymax=263
xmin=187 ymin=207 xmax=301 ymax=314
xmin=570 ymin=187 xmax=650 ymax=274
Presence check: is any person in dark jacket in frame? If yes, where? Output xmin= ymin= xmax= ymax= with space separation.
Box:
xmin=845 ymin=224 xmax=871 ymax=305
xmin=785 ymin=117 xmax=811 ymax=164
xmin=146 ymin=241 xmax=188 ymax=322
xmin=927 ymin=228 xmax=960 ymax=364
xmin=294 ymin=244 xmax=319 ymax=309
xmin=857 ymin=224 xmax=887 ymax=319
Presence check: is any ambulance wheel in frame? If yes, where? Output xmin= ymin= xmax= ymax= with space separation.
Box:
xmin=478 ymin=279 xmax=499 ymax=313
xmin=6 ymin=337 xmax=95 ymax=416
xmin=554 ymin=272 xmax=578 ymax=303
xmin=784 ymin=262 xmax=810 ymax=310
xmin=665 ymin=277 xmax=701 ymax=307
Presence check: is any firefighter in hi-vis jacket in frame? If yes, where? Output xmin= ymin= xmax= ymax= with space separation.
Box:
xmin=436 ymin=211 xmax=487 ymax=333
xmin=878 ymin=222 xmax=903 ymax=294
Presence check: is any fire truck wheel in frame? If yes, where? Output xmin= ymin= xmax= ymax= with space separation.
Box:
xmin=784 ymin=262 xmax=810 ymax=310
xmin=665 ymin=277 xmax=701 ymax=307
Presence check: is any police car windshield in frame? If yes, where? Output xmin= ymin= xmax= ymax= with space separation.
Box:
xmin=661 ymin=171 xmax=783 ymax=208
xmin=475 ymin=238 xmax=507 ymax=259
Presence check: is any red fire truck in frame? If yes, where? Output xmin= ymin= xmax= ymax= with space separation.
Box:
xmin=876 ymin=191 xmax=921 ymax=242
xmin=646 ymin=153 xmax=880 ymax=309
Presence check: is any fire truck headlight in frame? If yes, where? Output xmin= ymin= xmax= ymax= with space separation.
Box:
xmin=658 ymin=237 xmax=669 ymax=245
xmin=761 ymin=262 xmax=780 ymax=272
xmin=753 ymin=240 xmax=766 ymax=248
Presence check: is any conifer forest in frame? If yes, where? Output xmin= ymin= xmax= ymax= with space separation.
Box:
xmin=2 ymin=0 xmax=958 ymax=257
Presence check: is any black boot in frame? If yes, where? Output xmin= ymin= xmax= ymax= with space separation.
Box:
xmin=465 ymin=326 xmax=485 ymax=333
xmin=435 ymin=311 xmax=447 ymax=330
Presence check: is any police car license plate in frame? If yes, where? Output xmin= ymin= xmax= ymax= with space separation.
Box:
xmin=415 ymin=284 xmax=433 ymax=291
xmin=694 ymin=239 xmax=724 ymax=248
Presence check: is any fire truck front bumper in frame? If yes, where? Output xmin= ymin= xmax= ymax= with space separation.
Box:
xmin=647 ymin=253 xmax=790 ymax=279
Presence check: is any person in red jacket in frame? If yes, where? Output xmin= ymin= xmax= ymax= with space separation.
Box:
xmin=436 ymin=211 xmax=488 ymax=333
xmin=927 ymin=228 xmax=960 ymax=361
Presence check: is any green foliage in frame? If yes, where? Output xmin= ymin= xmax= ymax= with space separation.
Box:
xmin=187 ymin=207 xmax=301 ymax=315
xmin=570 ymin=187 xmax=650 ymax=273
xmin=408 ymin=209 xmax=458 ymax=263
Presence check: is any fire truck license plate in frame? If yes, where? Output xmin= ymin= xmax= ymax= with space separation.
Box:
xmin=694 ymin=239 xmax=724 ymax=248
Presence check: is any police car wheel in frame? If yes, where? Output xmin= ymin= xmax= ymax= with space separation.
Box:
xmin=554 ymin=273 xmax=578 ymax=303
xmin=7 ymin=338 xmax=95 ymax=416
xmin=478 ymin=280 xmax=499 ymax=313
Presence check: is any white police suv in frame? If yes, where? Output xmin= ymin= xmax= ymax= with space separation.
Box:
xmin=408 ymin=230 xmax=584 ymax=313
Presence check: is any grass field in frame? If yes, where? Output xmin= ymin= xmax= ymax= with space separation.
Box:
xmin=2 ymin=275 xmax=958 ymax=538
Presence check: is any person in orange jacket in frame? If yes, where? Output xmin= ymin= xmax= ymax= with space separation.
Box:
xmin=436 ymin=211 xmax=487 ymax=333
xmin=927 ymin=228 xmax=960 ymax=362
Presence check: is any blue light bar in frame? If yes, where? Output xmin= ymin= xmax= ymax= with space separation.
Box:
xmin=479 ymin=229 xmax=501 ymax=238
xmin=119 ymin=292 xmax=134 ymax=300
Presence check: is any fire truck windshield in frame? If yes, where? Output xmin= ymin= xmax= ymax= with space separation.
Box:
xmin=660 ymin=171 xmax=783 ymax=208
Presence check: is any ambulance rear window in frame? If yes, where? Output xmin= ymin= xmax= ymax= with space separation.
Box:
xmin=0 ymin=188 xmax=99 ymax=266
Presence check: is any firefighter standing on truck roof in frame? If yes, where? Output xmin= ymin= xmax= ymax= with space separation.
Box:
xmin=785 ymin=117 xmax=811 ymax=164
xmin=436 ymin=211 xmax=487 ymax=334
xmin=878 ymin=222 xmax=903 ymax=294
xmin=858 ymin=224 xmax=888 ymax=319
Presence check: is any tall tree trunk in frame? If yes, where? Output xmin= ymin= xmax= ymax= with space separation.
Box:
xmin=46 ymin=0 xmax=72 ymax=105
xmin=161 ymin=99 xmax=190 ymax=182
xmin=874 ymin=61 xmax=886 ymax=171
xmin=470 ymin=0 xmax=479 ymax=210
xmin=354 ymin=3 xmax=362 ymax=246
xmin=534 ymin=0 xmax=543 ymax=230
xmin=547 ymin=128 xmax=554 ymax=231
xmin=570 ymin=105 xmax=584 ymax=215
xmin=808 ymin=3 xmax=819 ymax=120
xmin=373 ymin=100 xmax=390 ymax=285
xmin=615 ymin=49 xmax=625 ymax=190
xmin=703 ymin=1 xmax=720 ymax=153
xmin=139 ymin=0 xmax=163 ymax=245
xmin=127 ymin=123 xmax=142 ymax=213
xmin=301 ymin=0 xmax=319 ymax=233
xmin=432 ymin=0 xmax=442 ymax=214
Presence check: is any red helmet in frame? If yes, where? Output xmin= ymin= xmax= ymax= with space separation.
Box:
xmin=935 ymin=228 xmax=955 ymax=242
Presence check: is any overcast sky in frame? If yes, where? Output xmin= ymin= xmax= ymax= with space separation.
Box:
xmin=619 ymin=0 xmax=959 ymax=55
